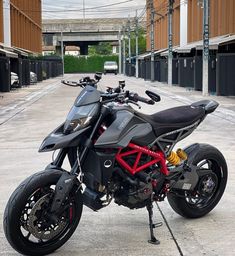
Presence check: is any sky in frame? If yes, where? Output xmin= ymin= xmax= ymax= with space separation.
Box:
xmin=42 ymin=0 xmax=146 ymax=20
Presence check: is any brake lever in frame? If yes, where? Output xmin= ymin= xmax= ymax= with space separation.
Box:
xmin=128 ymin=100 xmax=141 ymax=109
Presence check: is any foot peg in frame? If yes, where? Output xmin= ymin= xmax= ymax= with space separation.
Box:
xmin=152 ymin=222 xmax=163 ymax=229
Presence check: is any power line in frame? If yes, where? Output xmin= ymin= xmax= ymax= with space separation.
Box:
xmin=43 ymin=0 xmax=135 ymax=12
xmin=4 ymin=0 xmax=138 ymax=13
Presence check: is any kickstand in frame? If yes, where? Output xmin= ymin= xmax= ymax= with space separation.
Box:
xmin=146 ymin=203 xmax=162 ymax=245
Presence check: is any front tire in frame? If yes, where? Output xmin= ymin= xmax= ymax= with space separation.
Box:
xmin=167 ymin=144 xmax=227 ymax=218
xmin=4 ymin=170 xmax=83 ymax=256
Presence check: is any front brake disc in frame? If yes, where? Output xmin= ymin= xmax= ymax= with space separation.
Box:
xmin=27 ymin=193 xmax=67 ymax=240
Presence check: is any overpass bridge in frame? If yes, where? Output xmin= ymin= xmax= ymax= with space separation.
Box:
xmin=43 ymin=18 xmax=131 ymax=55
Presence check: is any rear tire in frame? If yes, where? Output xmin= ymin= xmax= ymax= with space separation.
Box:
xmin=4 ymin=170 xmax=83 ymax=256
xmin=167 ymin=144 xmax=227 ymax=218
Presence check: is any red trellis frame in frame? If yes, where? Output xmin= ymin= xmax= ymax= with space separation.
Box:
xmin=115 ymin=143 xmax=169 ymax=176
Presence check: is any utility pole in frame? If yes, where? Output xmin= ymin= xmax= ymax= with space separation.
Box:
xmin=83 ymin=0 xmax=85 ymax=22
xmin=135 ymin=10 xmax=139 ymax=78
xmin=3 ymin=0 xmax=11 ymax=47
xmin=118 ymin=28 xmax=122 ymax=74
xmin=122 ymin=25 xmax=126 ymax=75
xmin=202 ymin=0 xmax=209 ymax=96
xmin=168 ymin=0 xmax=174 ymax=85
xmin=60 ymin=30 xmax=64 ymax=77
xmin=150 ymin=0 xmax=155 ymax=82
xmin=128 ymin=16 xmax=131 ymax=65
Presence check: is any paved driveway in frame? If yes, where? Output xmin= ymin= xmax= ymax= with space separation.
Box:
xmin=0 ymin=74 xmax=234 ymax=255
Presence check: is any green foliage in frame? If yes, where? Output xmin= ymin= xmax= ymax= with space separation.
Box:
xmin=29 ymin=54 xmax=61 ymax=61
xmin=64 ymin=55 xmax=119 ymax=73
xmin=125 ymin=27 xmax=146 ymax=56
xmin=89 ymin=42 xmax=113 ymax=55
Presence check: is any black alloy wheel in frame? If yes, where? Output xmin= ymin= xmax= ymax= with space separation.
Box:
xmin=167 ymin=144 xmax=227 ymax=218
xmin=4 ymin=170 xmax=83 ymax=256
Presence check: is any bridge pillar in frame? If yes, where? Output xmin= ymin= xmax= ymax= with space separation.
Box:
xmin=55 ymin=46 xmax=65 ymax=56
xmin=80 ymin=45 xmax=88 ymax=55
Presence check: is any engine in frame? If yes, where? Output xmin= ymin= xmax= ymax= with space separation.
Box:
xmin=108 ymin=166 xmax=165 ymax=209
xmin=109 ymin=172 xmax=152 ymax=209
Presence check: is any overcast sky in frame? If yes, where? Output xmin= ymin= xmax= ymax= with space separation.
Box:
xmin=42 ymin=0 xmax=146 ymax=19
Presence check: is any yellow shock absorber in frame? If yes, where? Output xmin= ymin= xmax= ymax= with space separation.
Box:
xmin=176 ymin=148 xmax=188 ymax=161
xmin=167 ymin=151 xmax=181 ymax=166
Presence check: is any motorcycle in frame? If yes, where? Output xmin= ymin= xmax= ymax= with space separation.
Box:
xmin=4 ymin=84 xmax=227 ymax=255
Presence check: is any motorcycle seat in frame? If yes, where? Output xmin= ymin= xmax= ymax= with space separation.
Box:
xmin=136 ymin=104 xmax=205 ymax=137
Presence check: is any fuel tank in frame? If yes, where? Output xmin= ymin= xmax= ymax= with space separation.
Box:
xmin=94 ymin=110 xmax=156 ymax=148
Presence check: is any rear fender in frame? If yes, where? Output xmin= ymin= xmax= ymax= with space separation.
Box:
xmin=183 ymin=143 xmax=200 ymax=165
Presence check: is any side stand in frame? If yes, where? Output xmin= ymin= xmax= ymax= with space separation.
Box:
xmin=146 ymin=203 xmax=162 ymax=245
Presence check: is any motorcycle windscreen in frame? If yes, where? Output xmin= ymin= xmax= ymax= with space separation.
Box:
xmin=74 ymin=85 xmax=100 ymax=107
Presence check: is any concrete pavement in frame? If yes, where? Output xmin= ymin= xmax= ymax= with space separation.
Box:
xmin=0 ymin=74 xmax=235 ymax=255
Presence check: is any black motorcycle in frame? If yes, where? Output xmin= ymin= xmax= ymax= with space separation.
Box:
xmin=4 ymin=85 xmax=227 ymax=255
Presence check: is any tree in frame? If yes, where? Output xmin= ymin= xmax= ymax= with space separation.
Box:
xmin=89 ymin=42 xmax=113 ymax=55
xmin=131 ymin=27 xmax=146 ymax=55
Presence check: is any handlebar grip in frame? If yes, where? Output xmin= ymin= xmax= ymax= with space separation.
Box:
xmin=131 ymin=93 xmax=155 ymax=105
xmin=101 ymin=92 xmax=119 ymax=99
xmin=61 ymin=80 xmax=81 ymax=87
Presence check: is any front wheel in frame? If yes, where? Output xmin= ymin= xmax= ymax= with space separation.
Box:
xmin=4 ymin=170 xmax=83 ymax=256
xmin=167 ymin=144 xmax=227 ymax=218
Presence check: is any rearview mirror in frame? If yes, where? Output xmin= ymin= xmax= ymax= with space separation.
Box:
xmin=145 ymin=90 xmax=161 ymax=102
xmin=119 ymin=80 xmax=125 ymax=89
xmin=94 ymin=72 xmax=102 ymax=81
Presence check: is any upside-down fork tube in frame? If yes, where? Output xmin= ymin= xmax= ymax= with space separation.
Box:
xmin=115 ymin=143 xmax=169 ymax=176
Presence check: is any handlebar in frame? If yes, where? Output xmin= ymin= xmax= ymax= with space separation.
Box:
xmin=61 ymin=79 xmax=97 ymax=88
xmin=129 ymin=93 xmax=155 ymax=105
xmin=101 ymin=91 xmax=155 ymax=105
xmin=61 ymin=80 xmax=81 ymax=87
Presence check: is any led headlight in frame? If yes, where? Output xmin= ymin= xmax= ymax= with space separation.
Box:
xmin=63 ymin=103 xmax=100 ymax=134
xmin=68 ymin=116 xmax=92 ymax=132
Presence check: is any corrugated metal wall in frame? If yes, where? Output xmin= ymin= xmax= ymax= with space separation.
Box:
xmin=0 ymin=0 xmax=3 ymax=43
xmin=146 ymin=0 xmax=180 ymax=51
xmin=188 ymin=0 xmax=235 ymax=43
xmin=10 ymin=0 xmax=42 ymax=53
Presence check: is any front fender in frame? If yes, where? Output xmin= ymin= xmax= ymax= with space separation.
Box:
xmin=39 ymin=124 xmax=91 ymax=152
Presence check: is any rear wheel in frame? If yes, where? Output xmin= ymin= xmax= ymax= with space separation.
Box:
xmin=4 ymin=170 xmax=83 ymax=256
xmin=167 ymin=144 xmax=227 ymax=218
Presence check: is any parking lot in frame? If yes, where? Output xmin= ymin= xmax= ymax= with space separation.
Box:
xmin=0 ymin=74 xmax=235 ymax=255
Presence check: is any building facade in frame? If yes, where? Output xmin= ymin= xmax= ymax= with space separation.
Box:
xmin=147 ymin=0 xmax=180 ymax=50
xmin=138 ymin=0 xmax=235 ymax=96
xmin=147 ymin=0 xmax=235 ymax=51
xmin=188 ymin=0 xmax=235 ymax=43
xmin=0 ymin=0 xmax=42 ymax=53
xmin=0 ymin=0 xmax=3 ymax=43
xmin=0 ymin=1 xmax=62 ymax=93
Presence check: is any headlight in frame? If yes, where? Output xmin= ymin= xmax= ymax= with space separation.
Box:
xmin=68 ymin=116 xmax=92 ymax=132
xmin=63 ymin=103 xmax=100 ymax=134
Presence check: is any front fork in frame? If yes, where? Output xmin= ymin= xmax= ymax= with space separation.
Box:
xmin=48 ymin=105 xmax=110 ymax=214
